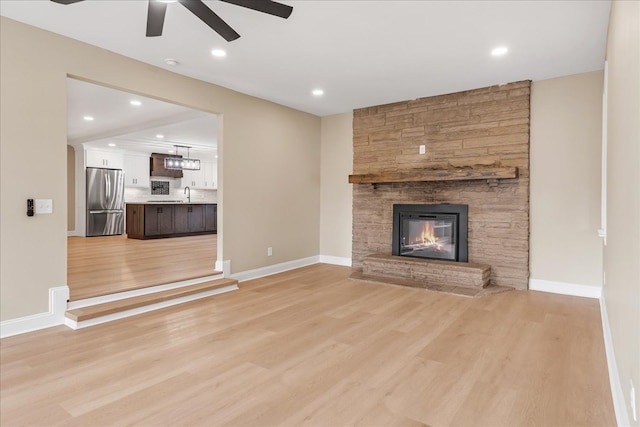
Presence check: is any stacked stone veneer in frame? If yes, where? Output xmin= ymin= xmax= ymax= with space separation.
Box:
xmin=352 ymin=81 xmax=530 ymax=290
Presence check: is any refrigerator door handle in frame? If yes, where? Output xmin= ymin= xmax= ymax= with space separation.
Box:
xmin=105 ymin=173 xmax=110 ymax=204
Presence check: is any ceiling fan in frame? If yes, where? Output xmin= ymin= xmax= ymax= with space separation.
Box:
xmin=50 ymin=0 xmax=293 ymax=42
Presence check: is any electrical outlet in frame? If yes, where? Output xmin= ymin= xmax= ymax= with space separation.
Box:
xmin=631 ymin=379 xmax=637 ymax=422
xmin=419 ymin=145 xmax=426 ymax=154
xmin=267 ymin=247 xmax=273 ymax=257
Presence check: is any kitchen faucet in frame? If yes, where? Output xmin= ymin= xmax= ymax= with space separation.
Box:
xmin=184 ymin=186 xmax=191 ymax=203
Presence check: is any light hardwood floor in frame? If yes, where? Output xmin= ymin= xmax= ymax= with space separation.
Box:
xmin=1 ymin=264 xmax=614 ymax=426
xmin=67 ymin=234 xmax=218 ymax=301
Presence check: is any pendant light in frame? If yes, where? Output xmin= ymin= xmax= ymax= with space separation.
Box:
xmin=164 ymin=145 xmax=201 ymax=171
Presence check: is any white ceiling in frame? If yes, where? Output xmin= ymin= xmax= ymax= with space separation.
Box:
xmin=67 ymin=78 xmax=217 ymax=158
xmin=1 ymin=0 xmax=610 ymax=117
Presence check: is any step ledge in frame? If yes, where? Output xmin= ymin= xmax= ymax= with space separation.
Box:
xmin=66 ymin=279 xmax=238 ymax=321
xmin=67 ymin=273 xmax=224 ymax=309
xmin=64 ymin=284 xmax=238 ymax=330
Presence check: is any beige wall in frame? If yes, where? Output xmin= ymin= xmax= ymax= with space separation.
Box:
xmin=603 ymin=1 xmax=640 ymax=425
xmin=530 ymin=71 xmax=604 ymax=287
xmin=67 ymin=145 xmax=75 ymax=231
xmin=319 ymin=113 xmax=353 ymax=260
xmin=0 ymin=18 xmax=320 ymax=321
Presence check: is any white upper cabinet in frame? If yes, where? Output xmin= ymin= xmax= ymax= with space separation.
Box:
xmin=182 ymin=161 xmax=217 ymax=189
xmin=202 ymin=161 xmax=217 ymax=190
xmin=85 ymin=149 xmax=124 ymax=169
xmin=123 ymin=154 xmax=150 ymax=188
xmin=182 ymin=168 xmax=198 ymax=188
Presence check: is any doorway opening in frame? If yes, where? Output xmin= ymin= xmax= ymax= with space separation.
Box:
xmin=66 ymin=78 xmax=222 ymax=301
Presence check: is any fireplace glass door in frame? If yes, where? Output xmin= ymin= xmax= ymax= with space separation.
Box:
xmin=400 ymin=214 xmax=457 ymax=261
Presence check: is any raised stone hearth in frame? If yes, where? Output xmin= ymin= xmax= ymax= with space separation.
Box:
xmin=353 ymin=254 xmax=512 ymax=297
xmin=363 ymin=253 xmax=490 ymax=289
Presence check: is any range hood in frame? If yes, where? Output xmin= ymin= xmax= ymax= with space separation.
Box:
xmin=150 ymin=153 xmax=183 ymax=178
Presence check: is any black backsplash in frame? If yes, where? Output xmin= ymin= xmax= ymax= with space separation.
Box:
xmin=151 ymin=181 xmax=170 ymax=195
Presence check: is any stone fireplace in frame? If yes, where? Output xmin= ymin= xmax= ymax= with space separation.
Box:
xmin=350 ymin=81 xmax=530 ymax=292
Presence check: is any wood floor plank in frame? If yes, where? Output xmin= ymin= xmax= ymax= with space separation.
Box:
xmin=0 ymin=264 xmax=615 ymax=427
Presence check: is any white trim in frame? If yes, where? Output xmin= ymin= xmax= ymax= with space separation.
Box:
xmin=67 ymin=230 xmax=80 ymax=237
xmin=67 ymin=274 xmax=223 ymax=310
xmin=215 ymin=259 xmax=231 ymax=276
xmin=319 ymin=255 xmax=352 ymax=267
xmin=600 ymin=295 xmax=631 ymax=427
xmin=65 ymin=284 xmax=238 ymax=330
xmin=600 ymin=60 xmax=608 ymax=245
xmin=0 ymin=286 xmax=69 ymax=339
xmin=529 ymin=278 xmax=602 ymax=299
xmin=231 ymin=256 xmax=320 ymax=282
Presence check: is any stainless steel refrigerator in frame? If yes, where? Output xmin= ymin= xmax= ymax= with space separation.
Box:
xmin=86 ymin=167 xmax=125 ymax=237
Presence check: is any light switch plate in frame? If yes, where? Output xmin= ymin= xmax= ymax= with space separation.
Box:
xmin=419 ymin=145 xmax=426 ymax=154
xmin=35 ymin=199 xmax=53 ymax=214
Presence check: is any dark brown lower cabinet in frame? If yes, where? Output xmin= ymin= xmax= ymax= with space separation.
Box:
xmin=126 ymin=204 xmax=145 ymax=239
xmin=205 ymin=204 xmax=217 ymax=233
xmin=174 ymin=205 xmax=205 ymax=234
xmin=145 ymin=205 xmax=174 ymax=236
xmin=126 ymin=203 xmax=216 ymax=239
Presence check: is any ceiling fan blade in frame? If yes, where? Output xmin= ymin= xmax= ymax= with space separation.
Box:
xmin=178 ymin=0 xmax=240 ymax=41
xmin=50 ymin=0 xmax=85 ymax=4
xmin=146 ymin=0 xmax=168 ymax=37
xmin=220 ymin=0 xmax=293 ymax=19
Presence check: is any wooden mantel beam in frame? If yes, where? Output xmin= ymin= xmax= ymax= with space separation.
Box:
xmin=348 ymin=166 xmax=518 ymax=184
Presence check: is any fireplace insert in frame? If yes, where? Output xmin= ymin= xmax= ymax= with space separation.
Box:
xmin=392 ymin=204 xmax=468 ymax=262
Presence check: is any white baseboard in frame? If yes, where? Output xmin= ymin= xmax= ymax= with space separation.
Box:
xmin=529 ymin=278 xmax=602 ymax=299
xmin=231 ymin=256 xmax=320 ymax=282
xmin=65 ymin=284 xmax=238 ymax=330
xmin=215 ymin=259 xmax=231 ymax=276
xmin=0 ymin=286 xmax=69 ymax=339
xmin=600 ymin=296 xmax=631 ymax=427
xmin=319 ymin=255 xmax=352 ymax=267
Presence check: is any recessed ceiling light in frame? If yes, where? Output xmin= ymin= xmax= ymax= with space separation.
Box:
xmin=312 ymin=89 xmax=324 ymax=96
xmin=130 ymin=100 xmax=142 ymax=106
xmin=83 ymin=116 xmax=94 ymax=121
xmin=164 ymin=58 xmax=179 ymax=66
xmin=108 ymin=143 xmax=116 ymax=147
xmin=491 ymin=46 xmax=508 ymax=56
xmin=156 ymin=134 xmax=164 ymax=139
xmin=168 ymin=150 xmax=175 ymax=154
xmin=211 ymin=49 xmax=227 ymax=58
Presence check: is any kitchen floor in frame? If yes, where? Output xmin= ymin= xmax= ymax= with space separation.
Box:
xmin=67 ymin=234 xmax=218 ymax=301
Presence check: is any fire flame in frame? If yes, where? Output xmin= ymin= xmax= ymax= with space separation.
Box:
xmin=420 ymin=222 xmax=437 ymax=245
xmin=414 ymin=222 xmax=443 ymax=251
